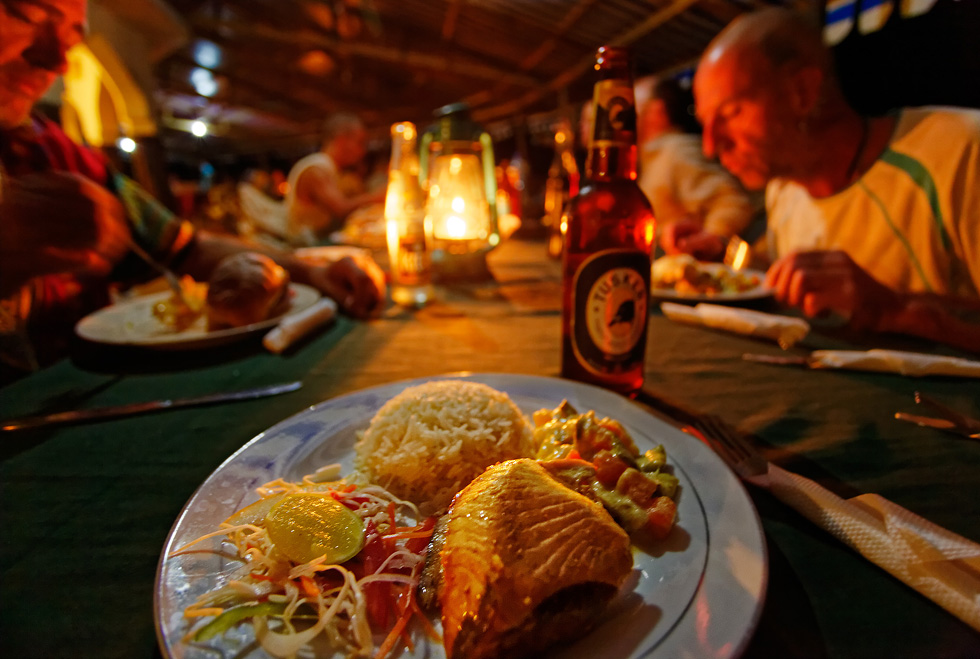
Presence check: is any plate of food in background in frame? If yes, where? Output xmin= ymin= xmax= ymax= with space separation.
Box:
xmin=75 ymin=253 xmax=320 ymax=349
xmin=155 ymin=373 xmax=767 ymax=659
xmin=651 ymin=254 xmax=771 ymax=303
xmin=329 ymin=203 xmax=387 ymax=250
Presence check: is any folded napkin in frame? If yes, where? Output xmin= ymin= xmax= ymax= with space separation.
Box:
xmin=661 ymin=302 xmax=810 ymax=349
xmin=750 ymin=464 xmax=980 ymax=632
xmin=809 ymin=349 xmax=980 ymax=378
xmin=263 ymin=298 xmax=337 ymax=354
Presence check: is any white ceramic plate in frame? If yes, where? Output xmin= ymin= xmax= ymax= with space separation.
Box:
xmin=75 ymin=283 xmax=320 ymax=349
xmin=155 ymin=373 xmax=767 ymax=659
xmin=652 ymin=264 xmax=772 ymax=303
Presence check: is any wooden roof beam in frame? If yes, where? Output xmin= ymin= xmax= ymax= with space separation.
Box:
xmin=472 ymin=0 xmax=704 ymax=122
xmin=189 ymin=17 xmax=541 ymax=88
xmin=520 ymin=0 xmax=601 ymax=71
xmin=442 ymin=0 xmax=462 ymax=40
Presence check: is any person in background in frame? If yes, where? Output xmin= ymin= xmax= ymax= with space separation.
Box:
xmin=284 ymin=112 xmax=384 ymax=243
xmin=635 ymin=75 xmax=761 ymax=261
xmin=694 ymin=7 xmax=980 ymax=352
xmin=0 ymin=0 xmax=385 ymax=370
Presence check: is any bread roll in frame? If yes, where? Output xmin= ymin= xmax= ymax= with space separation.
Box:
xmin=206 ymin=252 xmax=290 ymax=329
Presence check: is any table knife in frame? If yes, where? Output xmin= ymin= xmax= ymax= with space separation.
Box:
xmin=1 ymin=381 xmax=302 ymax=432
xmin=742 ymin=353 xmax=810 ymax=366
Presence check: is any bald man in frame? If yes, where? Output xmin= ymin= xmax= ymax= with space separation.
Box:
xmin=694 ymin=8 xmax=980 ymax=352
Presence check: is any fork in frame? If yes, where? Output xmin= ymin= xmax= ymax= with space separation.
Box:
xmin=691 ymin=415 xmax=890 ymax=543
xmin=125 ymin=237 xmax=192 ymax=307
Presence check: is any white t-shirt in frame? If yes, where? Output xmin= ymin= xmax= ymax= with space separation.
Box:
xmin=638 ymin=132 xmax=760 ymax=238
xmin=766 ymin=107 xmax=980 ymax=298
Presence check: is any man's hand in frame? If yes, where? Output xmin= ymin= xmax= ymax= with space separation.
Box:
xmin=766 ymin=250 xmax=902 ymax=330
xmin=304 ymin=254 xmax=387 ymax=319
xmin=660 ymin=219 xmax=725 ymax=261
xmin=1 ymin=172 xmax=131 ymax=295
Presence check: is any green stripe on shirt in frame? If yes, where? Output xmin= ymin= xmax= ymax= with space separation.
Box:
xmin=856 ymin=180 xmax=934 ymax=292
xmin=879 ymin=148 xmax=952 ymax=252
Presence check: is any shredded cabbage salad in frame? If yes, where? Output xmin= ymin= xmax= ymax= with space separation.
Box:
xmin=169 ymin=465 xmax=439 ymax=658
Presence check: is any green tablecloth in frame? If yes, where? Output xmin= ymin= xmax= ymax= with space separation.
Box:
xmin=2 ymin=239 xmax=978 ymax=658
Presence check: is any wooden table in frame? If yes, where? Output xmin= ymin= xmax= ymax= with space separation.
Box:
xmin=1 ymin=237 xmax=978 ymax=658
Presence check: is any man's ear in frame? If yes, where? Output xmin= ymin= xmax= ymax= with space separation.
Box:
xmin=787 ymin=66 xmax=825 ymax=117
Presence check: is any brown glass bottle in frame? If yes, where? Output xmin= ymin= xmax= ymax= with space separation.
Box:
xmin=560 ymin=46 xmax=656 ymax=394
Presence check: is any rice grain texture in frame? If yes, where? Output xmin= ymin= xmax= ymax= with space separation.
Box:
xmin=353 ymin=380 xmax=535 ymax=514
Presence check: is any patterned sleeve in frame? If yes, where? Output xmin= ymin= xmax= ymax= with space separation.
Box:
xmin=107 ymin=171 xmax=197 ymax=279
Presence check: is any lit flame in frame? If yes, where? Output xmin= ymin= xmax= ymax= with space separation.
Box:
xmin=731 ymin=240 xmax=750 ymax=271
xmin=451 ymin=196 xmax=465 ymax=213
xmin=446 ymin=215 xmax=468 ymax=239
xmin=450 ymin=157 xmax=462 ymax=175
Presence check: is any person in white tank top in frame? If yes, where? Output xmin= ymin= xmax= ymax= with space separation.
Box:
xmin=285 ymin=113 xmax=385 ymax=243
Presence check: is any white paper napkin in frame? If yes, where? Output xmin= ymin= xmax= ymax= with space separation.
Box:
xmin=661 ymin=302 xmax=810 ymax=349
xmin=750 ymin=464 xmax=980 ymax=632
xmin=809 ymin=349 xmax=980 ymax=378
xmin=262 ymin=298 xmax=337 ymax=354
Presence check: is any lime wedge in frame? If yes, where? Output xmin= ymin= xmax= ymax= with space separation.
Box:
xmin=264 ymin=493 xmax=365 ymax=565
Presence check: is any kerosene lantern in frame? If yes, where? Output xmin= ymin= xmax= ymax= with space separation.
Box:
xmin=419 ymin=103 xmax=499 ymax=279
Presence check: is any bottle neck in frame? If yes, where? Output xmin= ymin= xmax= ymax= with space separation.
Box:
xmin=586 ymin=73 xmax=638 ymax=182
xmin=586 ymin=143 xmax=637 ymax=181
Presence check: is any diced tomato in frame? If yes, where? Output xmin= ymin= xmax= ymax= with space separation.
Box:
xmin=593 ymin=450 xmax=628 ymax=487
xmin=645 ymin=496 xmax=677 ymax=540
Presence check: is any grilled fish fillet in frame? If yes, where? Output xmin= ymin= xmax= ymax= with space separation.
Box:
xmin=419 ymin=458 xmax=633 ymax=659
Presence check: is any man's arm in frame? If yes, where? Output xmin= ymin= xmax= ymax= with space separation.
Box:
xmin=297 ymin=165 xmax=384 ymax=229
xmin=176 ymin=230 xmax=385 ymax=318
xmin=767 ymin=250 xmax=980 ymax=353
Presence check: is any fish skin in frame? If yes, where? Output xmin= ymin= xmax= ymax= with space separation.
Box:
xmin=431 ymin=459 xmax=633 ymax=659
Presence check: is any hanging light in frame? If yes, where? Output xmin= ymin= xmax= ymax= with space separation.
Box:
xmin=117 ymin=137 xmax=137 ymax=153
xmin=190 ymin=67 xmax=218 ymax=97
xmin=193 ymin=40 xmax=222 ymax=69
xmin=190 ymin=120 xmax=208 ymax=137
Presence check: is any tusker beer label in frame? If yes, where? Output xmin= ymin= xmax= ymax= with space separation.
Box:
xmin=571 ymin=249 xmax=649 ymax=375
xmin=592 ymin=79 xmax=636 ymax=148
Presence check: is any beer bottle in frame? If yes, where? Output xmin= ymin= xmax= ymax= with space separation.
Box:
xmin=560 ymin=46 xmax=656 ymax=394
xmin=543 ymin=118 xmax=580 ymax=260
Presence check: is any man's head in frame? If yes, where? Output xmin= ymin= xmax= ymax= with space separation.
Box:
xmin=321 ymin=112 xmax=368 ymax=167
xmin=0 ymin=0 xmax=86 ymax=130
xmin=693 ymin=8 xmax=835 ymax=190
xmin=636 ymin=75 xmax=699 ymax=143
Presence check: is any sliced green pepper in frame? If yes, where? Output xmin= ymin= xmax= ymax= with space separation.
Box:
xmin=193 ymin=601 xmax=289 ymax=642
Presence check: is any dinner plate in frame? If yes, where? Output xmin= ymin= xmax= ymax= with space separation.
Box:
xmin=75 ymin=283 xmax=320 ymax=349
xmin=155 ymin=373 xmax=768 ymax=659
xmin=651 ymin=263 xmax=772 ymax=303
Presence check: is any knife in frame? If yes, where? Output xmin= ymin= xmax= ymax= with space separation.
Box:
xmin=894 ymin=412 xmax=980 ymax=440
xmin=1 ymin=381 xmax=302 ymax=432
xmin=742 ymin=353 xmax=810 ymax=366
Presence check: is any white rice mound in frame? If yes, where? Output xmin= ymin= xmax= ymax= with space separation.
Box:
xmin=352 ymin=380 xmax=535 ymax=515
